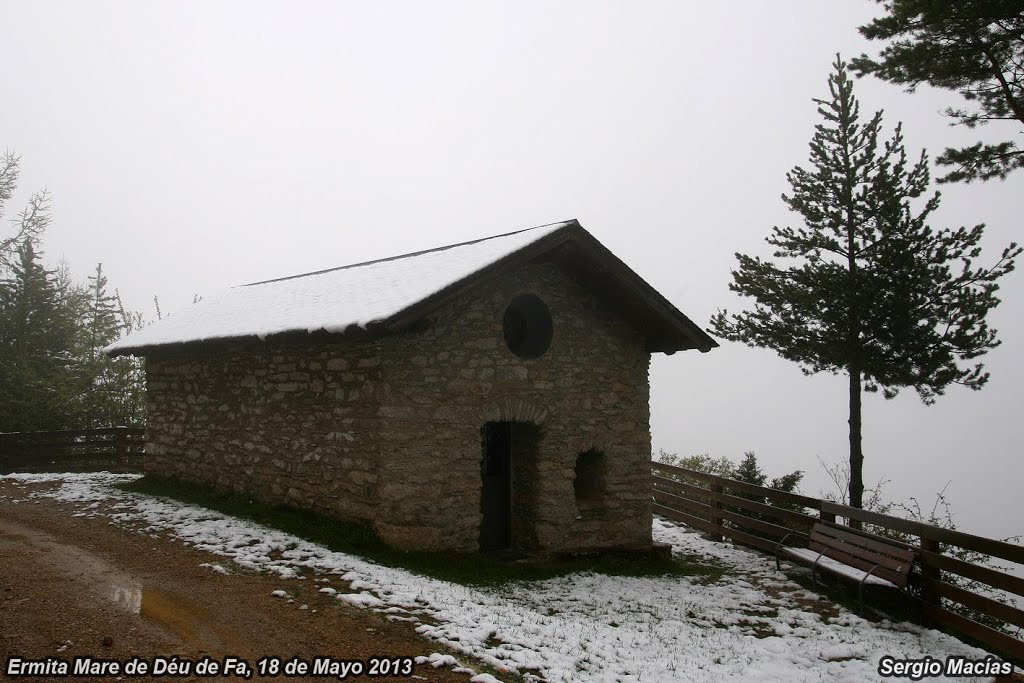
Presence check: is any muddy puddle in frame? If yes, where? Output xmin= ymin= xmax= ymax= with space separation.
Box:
xmin=0 ymin=519 xmax=233 ymax=653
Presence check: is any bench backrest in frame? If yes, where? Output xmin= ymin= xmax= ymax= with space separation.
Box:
xmin=809 ymin=524 xmax=916 ymax=588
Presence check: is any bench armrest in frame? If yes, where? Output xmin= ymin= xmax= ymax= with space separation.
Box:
xmin=775 ymin=532 xmax=807 ymax=571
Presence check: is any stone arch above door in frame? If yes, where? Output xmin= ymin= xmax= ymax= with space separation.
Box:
xmin=476 ymin=398 xmax=548 ymax=425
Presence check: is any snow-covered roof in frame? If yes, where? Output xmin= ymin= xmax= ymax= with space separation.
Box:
xmin=106 ymin=220 xmax=717 ymax=356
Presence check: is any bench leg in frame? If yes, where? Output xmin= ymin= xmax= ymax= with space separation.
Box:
xmin=857 ymin=565 xmax=884 ymax=617
xmin=810 ymin=552 xmax=828 ymax=587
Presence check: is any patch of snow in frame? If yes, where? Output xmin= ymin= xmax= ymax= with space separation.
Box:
xmin=470 ymin=675 xmax=503 ymax=683
xmin=198 ymin=562 xmax=230 ymax=575
xmin=416 ymin=653 xmax=460 ymax=669
xmin=337 ymin=592 xmax=385 ymax=608
xmin=3 ymin=472 xmax=1003 ymax=683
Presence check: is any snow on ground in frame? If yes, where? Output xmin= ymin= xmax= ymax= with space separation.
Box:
xmin=0 ymin=473 xmax=1003 ymax=682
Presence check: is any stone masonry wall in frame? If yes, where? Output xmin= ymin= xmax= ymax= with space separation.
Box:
xmin=144 ymin=343 xmax=386 ymax=522
xmin=143 ymin=259 xmax=654 ymax=553
xmin=373 ymin=261 xmax=653 ymax=552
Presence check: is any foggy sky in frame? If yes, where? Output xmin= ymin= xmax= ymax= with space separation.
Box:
xmin=1 ymin=1 xmax=1021 ymax=540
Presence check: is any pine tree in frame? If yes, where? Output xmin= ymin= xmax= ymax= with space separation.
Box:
xmin=852 ymin=0 xmax=1024 ymax=183
xmin=81 ymin=263 xmax=124 ymax=428
xmin=730 ymin=452 xmax=805 ymax=522
xmin=710 ymin=57 xmax=1021 ymax=510
xmin=733 ymin=452 xmax=768 ymax=487
xmin=87 ymin=264 xmax=120 ymax=356
xmin=0 ymin=151 xmax=51 ymax=271
xmin=0 ymin=153 xmax=148 ymax=431
xmin=0 ymin=240 xmax=84 ymax=430
xmin=114 ymin=290 xmax=147 ymax=427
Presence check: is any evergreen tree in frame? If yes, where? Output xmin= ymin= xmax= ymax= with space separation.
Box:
xmin=81 ymin=263 xmax=125 ymax=428
xmin=729 ymin=452 xmax=805 ymax=527
xmin=710 ymin=57 xmax=1020 ymax=510
xmin=0 ymin=151 xmax=50 ymax=270
xmin=114 ymin=290 xmax=147 ymax=427
xmin=0 ymin=240 xmax=84 ymax=430
xmin=0 ymin=152 xmax=150 ymax=431
xmin=852 ymin=0 xmax=1024 ymax=183
xmin=733 ymin=452 xmax=768 ymax=488
xmin=87 ymin=264 xmax=120 ymax=356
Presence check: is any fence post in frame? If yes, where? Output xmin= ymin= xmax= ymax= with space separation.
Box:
xmin=919 ymin=536 xmax=942 ymax=623
xmin=710 ymin=482 xmax=724 ymax=541
xmin=114 ymin=426 xmax=127 ymax=466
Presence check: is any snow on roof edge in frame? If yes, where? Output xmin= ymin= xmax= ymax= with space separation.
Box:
xmin=238 ymin=220 xmax=573 ymax=289
xmin=105 ymin=220 xmax=574 ymax=354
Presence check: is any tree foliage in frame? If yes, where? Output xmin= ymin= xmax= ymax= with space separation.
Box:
xmin=80 ymin=264 xmax=147 ymax=428
xmin=852 ymin=0 xmax=1024 ymax=183
xmin=0 ymin=240 xmax=84 ymax=430
xmin=0 ymin=151 xmax=50 ymax=270
xmin=730 ymin=452 xmax=806 ymax=522
xmin=655 ymin=450 xmax=736 ymax=478
xmin=709 ymin=57 xmax=1020 ymax=508
xmin=656 ymin=450 xmax=804 ymax=497
xmin=656 ymin=450 xmax=807 ymax=530
xmin=0 ymin=153 xmax=147 ymax=432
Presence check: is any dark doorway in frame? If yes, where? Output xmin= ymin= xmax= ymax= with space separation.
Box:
xmin=480 ymin=421 xmax=542 ymax=552
xmin=479 ymin=421 xmax=512 ymax=551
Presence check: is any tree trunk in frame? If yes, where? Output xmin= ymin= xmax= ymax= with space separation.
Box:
xmin=848 ymin=363 xmax=865 ymax=525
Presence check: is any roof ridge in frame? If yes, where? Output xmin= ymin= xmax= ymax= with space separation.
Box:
xmin=238 ymin=219 xmax=575 ymax=288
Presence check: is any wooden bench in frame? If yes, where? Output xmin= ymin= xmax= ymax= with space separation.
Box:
xmin=775 ymin=523 xmax=916 ymax=614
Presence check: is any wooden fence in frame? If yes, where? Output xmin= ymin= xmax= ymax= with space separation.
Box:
xmin=0 ymin=427 xmax=145 ymax=474
xmin=652 ymin=461 xmax=1024 ymax=666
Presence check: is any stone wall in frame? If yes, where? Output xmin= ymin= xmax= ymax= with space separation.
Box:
xmin=373 ymin=261 xmax=653 ymax=552
xmin=144 ymin=342 xmax=387 ymax=522
xmin=143 ymin=259 xmax=653 ymax=553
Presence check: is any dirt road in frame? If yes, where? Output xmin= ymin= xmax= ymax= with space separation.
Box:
xmin=0 ymin=480 xmax=481 ymax=683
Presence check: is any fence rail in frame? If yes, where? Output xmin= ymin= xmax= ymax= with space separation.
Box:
xmin=0 ymin=427 xmax=145 ymax=473
xmin=652 ymin=462 xmax=1024 ymax=666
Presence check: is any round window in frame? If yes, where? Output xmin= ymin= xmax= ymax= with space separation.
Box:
xmin=503 ymin=294 xmax=553 ymax=359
